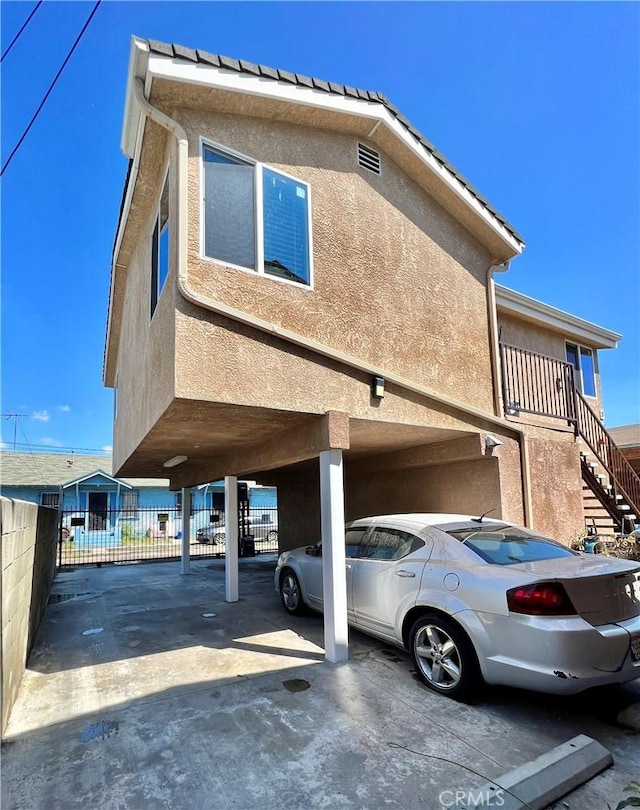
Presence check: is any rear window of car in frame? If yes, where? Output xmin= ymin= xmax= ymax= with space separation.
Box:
xmin=446 ymin=525 xmax=578 ymax=566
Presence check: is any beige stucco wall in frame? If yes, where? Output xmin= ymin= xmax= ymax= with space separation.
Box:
xmin=170 ymin=108 xmax=496 ymax=416
xmin=112 ymin=137 xmax=179 ymax=472
xmin=276 ymin=455 xmax=503 ymax=554
xmin=498 ymin=313 xmax=603 ymax=414
xmin=524 ymin=431 xmax=584 ymax=543
xmin=274 ymin=425 xmax=582 ymax=552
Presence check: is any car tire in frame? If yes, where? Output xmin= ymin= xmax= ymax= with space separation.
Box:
xmin=213 ymin=532 xmax=225 ymax=545
xmin=279 ymin=568 xmax=306 ymax=615
xmin=409 ymin=613 xmax=481 ymax=701
xmin=267 ymin=529 xmax=278 ymax=543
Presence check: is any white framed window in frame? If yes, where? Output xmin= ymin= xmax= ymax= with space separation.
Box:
xmin=566 ymin=342 xmax=596 ymax=398
xmin=41 ymin=492 xmax=60 ymax=509
xmin=151 ymin=172 xmax=170 ymax=318
xmin=201 ymin=141 xmax=313 ymax=288
xmin=122 ymin=491 xmax=138 ymax=516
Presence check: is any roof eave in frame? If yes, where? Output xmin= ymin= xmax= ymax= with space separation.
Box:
xmin=132 ymin=43 xmax=524 ymax=258
xmin=495 ymin=284 xmax=622 ymax=349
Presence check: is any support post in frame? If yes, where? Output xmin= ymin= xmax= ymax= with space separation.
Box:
xmin=319 ymin=449 xmax=348 ymax=663
xmin=225 ymin=476 xmax=239 ymax=602
xmin=180 ymin=487 xmax=191 ymax=575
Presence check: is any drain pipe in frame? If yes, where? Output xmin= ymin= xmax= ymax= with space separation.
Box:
xmin=132 ymin=79 xmax=533 ymax=527
xmin=487 ymin=261 xmax=533 ymax=528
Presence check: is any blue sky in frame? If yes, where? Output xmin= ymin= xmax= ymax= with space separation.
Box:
xmin=1 ymin=1 xmax=638 ymax=456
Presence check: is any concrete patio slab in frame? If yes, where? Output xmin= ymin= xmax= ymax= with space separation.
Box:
xmin=2 ymin=558 xmax=639 ymax=810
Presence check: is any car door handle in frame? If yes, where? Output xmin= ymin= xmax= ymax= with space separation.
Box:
xmin=395 ymin=570 xmax=415 ymax=577
xmin=345 ymin=563 xmax=352 ymax=569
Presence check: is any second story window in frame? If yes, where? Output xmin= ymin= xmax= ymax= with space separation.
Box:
xmin=566 ymin=342 xmax=596 ymax=398
xmin=151 ymin=173 xmax=170 ymax=318
xmin=202 ymin=143 xmax=312 ymax=287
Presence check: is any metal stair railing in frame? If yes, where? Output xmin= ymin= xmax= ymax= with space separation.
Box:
xmin=574 ymin=390 xmax=640 ymax=520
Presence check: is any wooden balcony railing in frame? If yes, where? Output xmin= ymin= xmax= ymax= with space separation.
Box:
xmin=499 ymin=343 xmax=576 ymax=425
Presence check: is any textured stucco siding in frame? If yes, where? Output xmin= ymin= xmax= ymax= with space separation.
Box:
xmin=275 ymin=457 xmax=502 ymax=554
xmin=525 ymin=432 xmax=584 ymax=543
xmin=498 ymin=313 xmax=603 ymax=413
xmin=112 ymin=138 xmax=178 ymax=474
xmin=174 ymin=109 xmax=495 ymax=415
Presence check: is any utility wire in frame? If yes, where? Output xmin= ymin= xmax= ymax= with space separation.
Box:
xmin=1 ymin=0 xmax=101 ymax=177
xmin=1 ymin=1 xmax=43 ymax=63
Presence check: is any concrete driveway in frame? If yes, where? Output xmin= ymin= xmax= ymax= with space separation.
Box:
xmin=2 ymin=557 xmax=639 ymax=810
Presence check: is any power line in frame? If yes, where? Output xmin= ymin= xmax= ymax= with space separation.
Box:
xmin=1 ymin=1 xmax=43 ymax=63
xmin=1 ymin=0 xmax=101 ymax=177
xmin=1 ymin=441 xmax=111 ymax=455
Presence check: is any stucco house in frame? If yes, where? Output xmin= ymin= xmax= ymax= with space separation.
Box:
xmin=103 ymin=38 xmax=639 ymax=660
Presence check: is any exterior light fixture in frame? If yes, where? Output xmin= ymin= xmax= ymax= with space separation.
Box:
xmin=484 ymin=435 xmax=502 ymax=452
xmin=163 ymin=455 xmax=188 ymax=468
xmin=372 ymin=376 xmax=385 ymax=399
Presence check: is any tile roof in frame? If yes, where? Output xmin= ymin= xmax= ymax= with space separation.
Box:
xmin=144 ymin=39 xmax=523 ymax=245
xmin=0 ymin=452 xmax=170 ymax=488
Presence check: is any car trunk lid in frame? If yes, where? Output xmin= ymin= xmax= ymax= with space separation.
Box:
xmin=510 ymin=557 xmax=640 ymax=625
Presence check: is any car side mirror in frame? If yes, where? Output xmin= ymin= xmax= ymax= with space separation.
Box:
xmin=306 ymin=544 xmax=321 ymax=556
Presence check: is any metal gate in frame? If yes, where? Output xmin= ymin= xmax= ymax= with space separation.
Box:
xmin=58 ymin=504 xmax=278 ymax=567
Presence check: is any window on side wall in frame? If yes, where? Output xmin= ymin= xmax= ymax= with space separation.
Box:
xmin=41 ymin=492 xmax=60 ymax=509
xmin=566 ymin=342 xmax=596 ymax=398
xmin=202 ymin=143 xmax=312 ymax=287
xmin=151 ymin=173 xmax=170 ymax=318
xmin=122 ymin=491 xmax=138 ymax=517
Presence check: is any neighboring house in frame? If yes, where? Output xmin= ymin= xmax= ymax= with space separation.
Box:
xmin=609 ymin=425 xmax=640 ymax=476
xmin=1 ymin=451 xmax=276 ymax=538
xmin=103 ymin=37 xmax=639 ymax=554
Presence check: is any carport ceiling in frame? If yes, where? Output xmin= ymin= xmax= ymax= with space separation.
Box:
xmin=115 ymin=398 xmax=471 ymax=483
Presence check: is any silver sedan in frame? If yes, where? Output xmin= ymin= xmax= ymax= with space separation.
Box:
xmin=274 ymin=513 xmax=640 ymax=700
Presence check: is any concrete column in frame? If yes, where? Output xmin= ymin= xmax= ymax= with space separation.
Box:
xmin=180 ymin=487 xmax=191 ymax=575
xmin=225 ymin=476 xmax=239 ymax=602
xmin=319 ymin=449 xmax=349 ymax=663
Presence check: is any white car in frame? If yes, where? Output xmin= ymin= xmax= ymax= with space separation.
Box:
xmin=197 ymin=514 xmax=278 ymax=544
xmin=274 ymin=513 xmax=640 ymax=700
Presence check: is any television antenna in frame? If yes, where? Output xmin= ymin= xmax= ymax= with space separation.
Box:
xmin=4 ymin=413 xmax=30 ymax=451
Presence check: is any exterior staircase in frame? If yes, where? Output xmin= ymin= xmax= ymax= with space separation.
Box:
xmin=500 ymin=342 xmax=640 ymax=536
xmin=576 ymin=391 xmax=639 ymax=536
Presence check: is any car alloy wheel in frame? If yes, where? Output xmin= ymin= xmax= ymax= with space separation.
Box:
xmin=409 ymin=614 xmax=480 ymax=701
xmin=280 ymin=569 xmax=305 ymax=615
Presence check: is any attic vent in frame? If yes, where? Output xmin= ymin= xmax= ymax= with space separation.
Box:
xmin=357 ymin=143 xmax=381 ymax=175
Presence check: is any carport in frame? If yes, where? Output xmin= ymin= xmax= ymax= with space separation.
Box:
xmin=134 ymin=403 xmax=517 ymax=667
xmin=3 ymin=555 xmax=638 ymax=809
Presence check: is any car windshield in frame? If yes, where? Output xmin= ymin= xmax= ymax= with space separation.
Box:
xmin=446 ymin=524 xmax=578 ymax=566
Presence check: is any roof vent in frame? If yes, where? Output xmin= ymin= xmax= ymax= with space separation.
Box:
xmin=357 ymin=143 xmax=381 ymax=175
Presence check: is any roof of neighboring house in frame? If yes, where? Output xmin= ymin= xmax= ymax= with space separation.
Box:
xmin=0 ymin=452 xmax=171 ymax=489
xmin=129 ymin=37 xmax=524 ymax=246
xmin=608 ymin=424 xmax=640 ymax=449
xmin=495 ymin=284 xmax=622 ymax=349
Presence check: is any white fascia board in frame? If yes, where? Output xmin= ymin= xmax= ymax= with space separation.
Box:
xmin=121 ymin=37 xmax=150 ymax=156
xmin=495 ymin=284 xmax=621 ymax=349
xmin=62 ymin=469 xmax=134 ymax=489
xmin=145 ymin=55 xmax=524 ymax=257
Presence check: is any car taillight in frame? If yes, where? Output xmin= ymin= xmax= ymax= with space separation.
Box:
xmin=506 ymin=582 xmax=576 ymax=616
